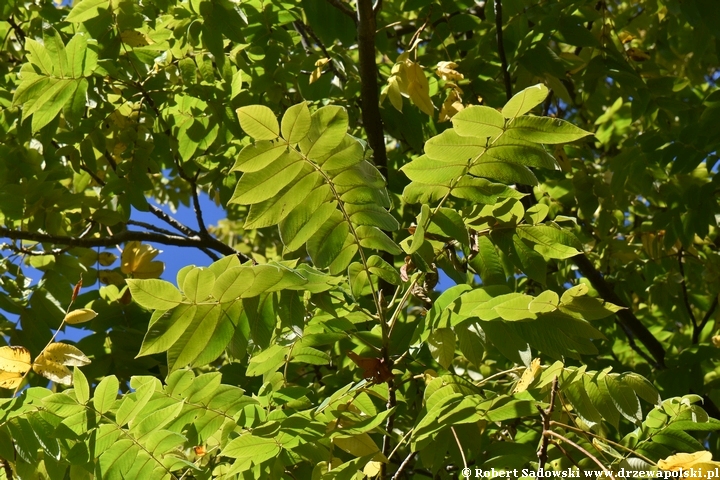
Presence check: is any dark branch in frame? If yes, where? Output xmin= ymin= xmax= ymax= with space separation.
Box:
xmin=573 ymin=253 xmax=666 ymax=368
xmin=494 ymin=0 xmax=512 ymax=101
xmin=190 ymin=172 xmax=209 ymax=236
xmin=6 ymin=16 xmax=25 ymax=47
xmin=537 ymin=376 xmax=559 ymax=469
xmin=148 ymin=205 xmax=198 ymax=238
xmin=0 ymin=226 xmax=240 ymax=259
xmin=694 ymin=295 xmax=719 ymax=344
xmin=326 ymin=0 xmax=357 ymax=24
xmin=677 ymin=249 xmax=697 ymax=327
xmin=392 ymin=452 xmax=416 ymax=480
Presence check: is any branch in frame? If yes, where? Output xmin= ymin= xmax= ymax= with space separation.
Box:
xmin=189 ymin=172 xmax=209 ymax=236
xmin=6 ymin=16 xmax=25 ymax=47
xmin=678 ymin=249 xmax=697 ymax=327
xmin=572 ymin=253 xmax=666 ymax=368
xmin=494 ymin=0 xmax=512 ymax=101
xmin=0 ymin=226 xmax=238 ymax=258
xmin=544 ymin=431 xmax=615 ymax=480
xmin=356 ymin=0 xmax=388 ymax=176
xmin=326 ymin=0 xmax=357 ymax=24
xmin=694 ymin=295 xmax=719 ymax=344
xmin=392 ymin=451 xmax=415 ymax=480
xmin=537 ymin=376 xmax=559 ymax=469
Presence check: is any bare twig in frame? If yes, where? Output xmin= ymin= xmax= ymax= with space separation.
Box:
xmin=392 ymin=451 xmax=416 ymax=480
xmin=694 ymin=295 xmax=719 ymax=344
xmin=0 ymin=226 xmax=233 ymax=257
xmin=494 ymin=0 xmax=512 ymax=101
xmin=544 ymin=431 xmax=615 ymax=480
xmin=451 ymin=426 xmax=468 ymax=470
xmin=6 ymin=16 xmax=25 ymax=47
xmin=326 ymin=0 xmax=357 ymax=24
xmin=678 ymin=249 xmax=697 ymax=327
xmin=537 ymin=376 xmax=559 ymax=468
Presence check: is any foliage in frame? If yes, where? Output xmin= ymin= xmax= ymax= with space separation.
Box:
xmin=1 ymin=0 xmax=720 ymax=478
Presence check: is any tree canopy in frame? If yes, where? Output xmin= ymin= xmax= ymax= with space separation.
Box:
xmin=1 ymin=0 xmax=720 ymax=478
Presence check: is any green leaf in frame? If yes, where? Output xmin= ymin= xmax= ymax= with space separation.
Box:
xmin=65 ymin=0 xmax=110 ymax=22
xmin=428 ymin=328 xmax=456 ymax=369
xmin=231 ymin=141 xmax=287 ymax=173
xmin=320 ymin=135 xmax=365 ymax=171
xmin=469 ymin=236 xmax=506 ymax=285
xmin=356 ymin=226 xmax=402 ymax=255
xmin=247 ymin=345 xmax=290 ymax=377
xmin=400 ymin=155 xmax=465 ymax=185
xmin=524 ymin=204 xmax=549 ymax=225
xmin=42 ymin=27 xmax=69 ymax=78
xmin=367 ymin=255 xmax=401 ymax=285
xmin=456 ymin=322 xmax=485 ymax=367
xmin=299 ymin=105 xmax=348 ymax=158
xmin=451 ymin=105 xmax=505 ymax=139
xmin=223 ymin=434 xmax=281 ymax=462
xmin=281 ymin=102 xmax=312 ymax=144
xmin=279 ymin=186 xmax=335 ymax=252
xmin=604 ymin=374 xmax=642 ymax=423
xmin=505 ymin=116 xmax=592 ymax=144
xmin=515 ymin=225 xmax=581 ymax=259
xmin=127 ymin=279 xmax=183 ymax=310
xmin=115 ymin=380 xmax=156 ymax=427
xmin=290 ymin=346 xmax=331 ymax=365
xmin=528 ymin=290 xmax=559 ymax=313
xmin=138 ymin=304 xmax=197 ymax=357
xmin=452 ymin=177 xmax=523 ymax=204
xmin=229 ymin=150 xmax=304 ymax=204
xmin=245 ymin=168 xmax=323 ymax=229
xmin=93 ymin=375 xmax=119 ymax=414
xmin=66 ymin=33 xmax=89 ymax=78
xmin=25 ymin=38 xmax=55 ymax=75
xmin=501 ymin=84 xmax=549 ymax=118
xmin=306 ymin=211 xmax=350 ymax=268
xmin=73 ymin=367 xmax=89 ymax=404
xmin=167 ymin=304 xmax=222 ymax=371
xmin=182 ymin=267 xmax=214 ymax=303
xmin=236 ymin=105 xmax=280 ymax=140
xmin=470 ymin=161 xmax=538 ymax=186
xmin=424 ymin=129 xmax=486 ymax=163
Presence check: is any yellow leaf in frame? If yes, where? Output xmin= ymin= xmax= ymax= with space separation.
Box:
xmin=98 ymin=252 xmax=117 ymax=267
xmin=64 ymin=308 xmax=98 ymax=325
xmin=99 ymin=270 xmax=126 ymax=287
xmin=712 ymin=335 xmax=720 ymax=348
xmin=363 ymin=460 xmax=383 ymax=478
xmin=618 ymin=31 xmax=634 ymax=44
xmin=439 ymin=88 xmax=464 ymax=122
xmin=658 ymin=451 xmax=713 ymax=471
xmin=436 ymin=61 xmax=464 ymax=81
xmin=0 ymin=371 xmax=24 ymax=389
xmin=553 ymin=145 xmax=572 ymax=173
xmin=386 ymin=77 xmax=403 ymax=112
xmin=310 ymin=58 xmax=330 ymax=84
xmin=0 ymin=346 xmax=32 ymax=373
xmin=514 ymin=358 xmax=542 ymax=393
xmin=42 ymin=343 xmax=91 ymax=367
xmin=626 ymin=47 xmax=650 ymax=61
xmin=120 ymin=30 xmax=151 ymax=47
xmin=333 ymin=433 xmax=380 ymax=457
xmin=32 ymin=356 xmax=72 ymax=386
xmin=121 ymin=241 xmax=164 ymax=279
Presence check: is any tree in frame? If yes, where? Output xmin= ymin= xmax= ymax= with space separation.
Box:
xmin=0 ymin=0 xmax=719 ymax=478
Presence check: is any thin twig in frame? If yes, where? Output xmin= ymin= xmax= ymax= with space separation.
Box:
xmin=550 ymin=421 xmax=656 ymax=466
xmin=694 ymin=295 xmax=719 ymax=344
xmin=537 ymin=376 xmax=558 ymax=468
xmin=544 ymin=431 xmax=615 ymax=480
xmin=6 ymin=16 xmax=25 ymax=47
xmin=494 ymin=0 xmax=512 ymax=101
xmin=677 ymin=249 xmax=697 ymax=327
xmin=392 ymin=451 xmax=415 ymax=480
xmin=451 ymin=426 xmax=468 ymax=470
xmin=326 ymin=0 xmax=357 ymax=23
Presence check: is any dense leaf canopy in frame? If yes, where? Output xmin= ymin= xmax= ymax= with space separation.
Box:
xmin=1 ymin=0 xmax=720 ymax=478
